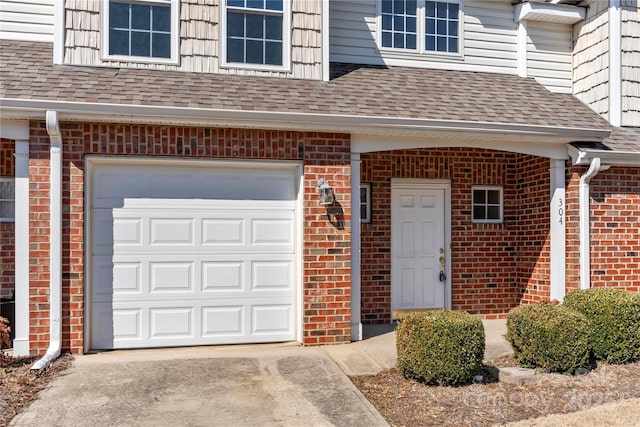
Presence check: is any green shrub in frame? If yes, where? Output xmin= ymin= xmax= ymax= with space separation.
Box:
xmin=396 ymin=311 xmax=485 ymax=385
xmin=507 ymin=304 xmax=590 ymax=373
xmin=564 ymin=288 xmax=640 ymax=364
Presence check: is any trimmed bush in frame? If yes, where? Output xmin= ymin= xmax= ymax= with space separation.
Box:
xmin=564 ymin=288 xmax=640 ymax=364
xmin=507 ymin=304 xmax=590 ymax=373
xmin=396 ymin=311 xmax=485 ymax=385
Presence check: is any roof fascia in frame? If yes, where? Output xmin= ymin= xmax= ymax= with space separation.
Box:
xmin=568 ymin=145 xmax=640 ymax=167
xmin=0 ymin=98 xmax=610 ymax=143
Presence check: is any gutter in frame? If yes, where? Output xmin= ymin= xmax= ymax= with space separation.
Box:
xmin=578 ymin=158 xmax=610 ymax=290
xmin=32 ymin=111 xmax=62 ymax=371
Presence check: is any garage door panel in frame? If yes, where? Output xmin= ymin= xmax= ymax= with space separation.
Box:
xmin=90 ymin=162 xmax=298 ymax=350
xmin=149 ymin=262 xmax=195 ymax=293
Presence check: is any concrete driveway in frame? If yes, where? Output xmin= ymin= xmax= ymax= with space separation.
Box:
xmin=11 ymin=345 xmax=388 ymax=427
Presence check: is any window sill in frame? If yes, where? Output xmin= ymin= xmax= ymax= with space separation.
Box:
xmin=101 ymin=54 xmax=180 ymax=66
xmin=220 ymin=61 xmax=292 ymax=73
xmin=376 ymin=47 xmax=464 ymax=62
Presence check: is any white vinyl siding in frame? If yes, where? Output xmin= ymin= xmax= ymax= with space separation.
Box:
xmin=526 ymin=22 xmax=572 ymax=94
xmin=621 ymin=0 xmax=640 ymax=126
xmin=0 ymin=0 xmax=54 ymax=42
xmin=330 ymin=0 xmax=518 ymax=75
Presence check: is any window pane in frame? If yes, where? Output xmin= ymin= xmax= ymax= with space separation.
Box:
xmin=360 ymin=187 xmax=367 ymax=203
xmin=448 ymin=3 xmax=459 ymax=19
xmin=448 ymin=20 xmax=458 ymax=37
xmin=0 ymin=201 xmax=15 ymax=220
xmin=426 ymin=18 xmax=435 ymax=35
xmin=152 ymin=33 xmax=171 ymax=58
xmin=473 ymin=206 xmax=485 ymax=220
xmin=131 ymin=31 xmax=150 ymax=56
xmin=473 ymin=190 xmax=485 ymax=204
xmin=227 ymin=0 xmax=244 ymax=7
xmin=246 ymin=14 xmax=264 ymax=38
xmin=394 ymin=32 xmax=404 ymax=48
xmin=110 ymin=28 xmax=129 ymax=55
xmin=131 ymin=4 xmax=150 ymax=30
xmin=436 ymin=37 xmax=447 ymax=51
xmin=426 ymin=1 xmax=435 ymax=17
xmin=247 ymin=0 xmax=263 ymax=9
xmin=406 ymin=0 xmax=417 ymax=14
xmin=394 ymin=0 xmax=404 ymax=14
xmin=265 ymin=15 xmax=282 ymax=40
xmin=406 ymin=16 xmax=416 ymax=33
xmin=449 ymin=37 xmax=458 ymax=52
xmin=361 ymin=205 xmax=367 ymax=220
xmin=487 ymin=206 xmax=500 ymax=220
xmin=152 ymin=6 xmax=171 ymax=32
xmin=436 ymin=2 xmax=447 ymax=18
xmin=110 ymin=2 xmax=130 ymax=29
xmin=382 ymin=31 xmax=392 ymax=47
xmin=425 ymin=35 xmax=435 ymax=50
xmin=0 ymin=181 xmax=14 ymax=198
xmin=382 ymin=15 xmax=392 ymax=31
xmin=266 ymin=0 xmax=283 ymax=11
xmin=394 ymin=15 xmax=404 ymax=32
xmin=406 ymin=33 xmax=416 ymax=49
xmin=264 ymin=40 xmax=282 ymax=65
xmin=382 ymin=0 xmax=392 ymax=13
xmin=227 ymin=37 xmax=245 ymax=62
xmin=437 ymin=19 xmax=447 ymax=35
xmin=487 ymin=190 xmax=500 ymax=205
xmin=228 ymin=12 xmax=245 ymax=37
xmin=246 ymin=39 xmax=263 ymax=63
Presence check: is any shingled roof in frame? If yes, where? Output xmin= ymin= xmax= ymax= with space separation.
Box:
xmin=573 ymin=126 xmax=640 ymax=153
xmin=0 ymin=40 xmax=612 ymax=134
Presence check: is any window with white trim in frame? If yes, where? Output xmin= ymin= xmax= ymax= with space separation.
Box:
xmin=221 ymin=0 xmax=290 ymax=69
xmin=360 ymin=183 xmax=372 ymax=224
xmin=0 ymin=178 xmax=15 ymax=223
xmin=472 ymin=186 xmax=503 ymax=224
xmin=380 ymin=0 xmax=461 ymax=54
xmin=102 ymin=0 xmax=179 ymax=63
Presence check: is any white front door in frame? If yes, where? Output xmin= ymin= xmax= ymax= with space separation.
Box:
xmin=391 ymin=181 xmax=448 ymax=313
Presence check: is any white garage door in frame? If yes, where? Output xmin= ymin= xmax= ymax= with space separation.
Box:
xmin=89 ymin=161 xmax=298 ymax=349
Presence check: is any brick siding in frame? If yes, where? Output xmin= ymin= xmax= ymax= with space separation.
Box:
xmin=360 ymin=149 xmax=550 ymax=322
xmin=566 ymin=166 xmax=640 ymax=293
xmin=0 ymin=138 xmax=15 ymax=301
xmin=28 ymin=121 xmax=351 ymax=354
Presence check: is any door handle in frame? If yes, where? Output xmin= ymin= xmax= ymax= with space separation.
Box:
xmin=439 ymin=250 xmax=446 ymax=282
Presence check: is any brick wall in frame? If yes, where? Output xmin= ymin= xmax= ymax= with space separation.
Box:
xmin=360 ymin=148 xmax=551 ymax=322
xmin=0 ymin=138 xmax=15 ymax=301
xmin=28 ymin=122 xmax=351 ymax=354
xmin=566 ymin=166 xmax=640 ymax=293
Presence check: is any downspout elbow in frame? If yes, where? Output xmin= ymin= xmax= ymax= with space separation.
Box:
xmin=32 ymin=111 xmax=63 ymax=371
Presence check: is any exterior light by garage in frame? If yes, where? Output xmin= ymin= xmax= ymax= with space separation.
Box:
xmin=317 ymin=178 xmax=334 ymax=205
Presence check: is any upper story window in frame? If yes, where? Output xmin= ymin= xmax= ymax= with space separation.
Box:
xmin=102 ymin=0 xmax=179 ymax=64
xmin=380 ymin=0 xmax=461 ymax=55
xmin=221 ymin=0 xmax=291 ymax=70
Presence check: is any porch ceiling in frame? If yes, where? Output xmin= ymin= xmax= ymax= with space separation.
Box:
xmin=1 ymin=40 xmax=611 ymax=144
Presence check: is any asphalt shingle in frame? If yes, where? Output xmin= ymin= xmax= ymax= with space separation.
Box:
xmin=0 ymin=40 xmax=613 ymax=133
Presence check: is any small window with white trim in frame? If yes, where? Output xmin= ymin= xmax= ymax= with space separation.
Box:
xmin=0 ymin=178 xmax=15 ymax=223
xmin=102 ymin=0 xmax=180 ymax=64
xmin=360 ymin=183 xmax=372 ymax=224
xmin=472 ymin=186 xmax=503 ymax=224
xmin=221 ymin=0 xmax=291 ymax=70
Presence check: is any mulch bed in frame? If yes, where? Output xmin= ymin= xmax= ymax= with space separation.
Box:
xmin=350 ymin=356 xmax=640 ymax=427
xmin=0 ymin=353 xmax=73 ymax=427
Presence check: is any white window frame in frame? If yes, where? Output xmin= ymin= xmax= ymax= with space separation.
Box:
xmin=472 ymin=185 xmax=503 ymax=224
xmin=360 ymin=183 xmax=372 ymax=224
xmin=101 ymin=0 xmax=180 ymax=65
xmin=377 ymin=0 xmax=464 ymax=58
xmin=220 ymin=0 xmax=291 ymax=72
xmin=0 ymin=177 xmax=15 ymax=223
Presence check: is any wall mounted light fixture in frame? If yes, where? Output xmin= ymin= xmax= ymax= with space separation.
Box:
xmin=317 ymin=177 xmax=334 ymax=205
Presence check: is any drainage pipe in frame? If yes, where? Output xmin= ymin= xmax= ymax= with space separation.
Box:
xmin=578 ymin=157 xmax=609 ymax=290
xmin=32 ymin=111 xmax=62 ymax=371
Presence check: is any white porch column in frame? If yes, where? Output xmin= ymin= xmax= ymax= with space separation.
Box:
xmin=350 ymin=153 xmax=362 ymax=341
xmin=1 ymin=120 xmax=30 ymax=356
xmin=549 ymin=159 xmax=566 ymax=302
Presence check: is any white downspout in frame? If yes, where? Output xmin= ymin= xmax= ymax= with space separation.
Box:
xmin=350 ymin=153 xmax=362 ymax=341
xmin=579 ymin=157 xmax=609 ymax=290
xmin=32 ymin=111 xmax=62 ymax=371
